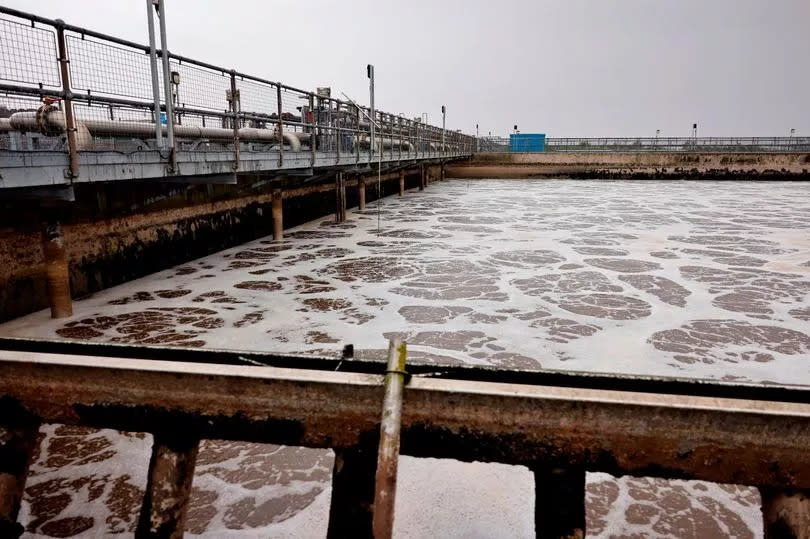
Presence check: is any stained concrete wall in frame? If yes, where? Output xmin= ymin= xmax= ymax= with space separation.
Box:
xmin=446 ymin=152 xmax=810 ymax=179
xmin=0 ymin=167 xmax=430 ymax=322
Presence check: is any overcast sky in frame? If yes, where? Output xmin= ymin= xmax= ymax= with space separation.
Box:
xmin=7 ymin=0 xmax=810 ymax=137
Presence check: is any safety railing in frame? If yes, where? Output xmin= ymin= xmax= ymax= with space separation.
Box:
xmin=0 ymin=6 xmax=475 ymax=180
xmin=477 ymin=135 xmax=810 ymax=153
xmin=1 ymin=337 xmax=810 ymax=537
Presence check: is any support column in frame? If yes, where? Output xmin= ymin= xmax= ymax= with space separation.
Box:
xmin=533 ymin=465 xmax=586 ymax=539
xmin=357 ymin=177 xmax=366 ymax=211
xmin=761 ymin=488 xmax=810 ymax=538
xmin=419 ymin=165 xmax=425 ymax=191
xmin=327 ymin=444 xmax=377 ymax=539
xmin=441 ymin=163 xmax=446 ymax=181
xmin=398 ymin=170 xmax=405 ymax=196
xmin=335 ymin=172 xmax=346 ymax=223
xmin=272 ymin=189 xmax=283 ymax=241
xmin=0 ymin=425 xmax=39 ymax=539
xmin=137 ymin=433 xmax=199 ymax=539
xmin=41 ymin=222 xmax=72 ymax=319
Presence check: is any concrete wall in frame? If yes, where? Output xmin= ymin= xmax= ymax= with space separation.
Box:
xmin=0 ymin=166 xmax=435 ymax=322
xmin=446 ymin=152 xmax=810 ymax=179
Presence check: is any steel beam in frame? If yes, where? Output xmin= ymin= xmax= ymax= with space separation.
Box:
xmin=2 ymin=351 xmax=810 ymax=490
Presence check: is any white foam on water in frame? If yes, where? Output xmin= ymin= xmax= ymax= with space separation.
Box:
xmin=7 ymin=179 xmax=808 ymax=536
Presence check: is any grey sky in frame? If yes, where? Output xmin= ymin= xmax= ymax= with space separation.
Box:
xmin=7 ymin=0 xmax=810 ymax=137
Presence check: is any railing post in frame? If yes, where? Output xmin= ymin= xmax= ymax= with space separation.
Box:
xmin=145 ymin=0 xmax=163 ymax=150
xmin=761 ymin=488 xmax=810 ymax=538
xmin=54 ymin=20 xmax=79 ymax=179
xmin=155 ymin=0 xmax=177 ymax=172
xmin=229 ymin=71 xmax=240 ymax=177
xmin=0 ymin=424 xmax=39 ymax=539
xmin=276 ymin=84 xmax=283 ymax=167
xmin=136 ymin=432 xmax=199 ymax=539
xmin=533 ymin=465 xmax=586 ymax=539
xmin=335 ymin=100 xmax=341 ymax=164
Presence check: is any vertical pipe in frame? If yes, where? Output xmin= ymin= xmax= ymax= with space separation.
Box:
xmin=136 ymin=433 xmax=199 ymax=539
xmin=54 ymin=21 xmax=79 ymax=179
xmin=272 ymin=189 xmax=283 ymax=241
xmin=761 ymin=488 xmax=810 ymax=539
xmin=335 ymin=172 xmax=346 ymax=223
xmin=358 ymin=177 xmax=366 ymax=211
xmin=229 ymin=71 xmax=240 ymax=174
xmin=372 ymin=340 xmax=407 ymax=539
xmin=156 ymin=0 xmax=176 ymax=171
xmin=327 ymin=444 xmax=377 ymax=538
xmin=355 ymin=105 xmax=361 ymax=163
xmin=398 ymin=169 xmax=405 ymax=196
xmin=0 ymin=425 xmax=39 ymax=539
xmin=533 ymin=465 xmax=586 ymax=539
xmin=419 ymin=165 xmax=424 ymax=191
xmin=42 ymin=222 xmax=72 ymax=319
xmin=276 ymin=84 xmax=283 ymax=166
xmin=441 ymin=163 xmax=445 ymax=181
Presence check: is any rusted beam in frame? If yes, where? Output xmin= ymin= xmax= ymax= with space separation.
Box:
xmin=761 ymin=488 xmax=810 ymax=539
xmin=41 ymin=222 xmax=72 ymax=318
xmin=327 ymin=444 xmax=377 ymax=539
xmin=136 ymin=432 xmax=199 ymax=539
xmin=533 ymin=465 xmax=585 ymax=539
xmin=372 ymin=340 xmax=407 ymax=539
xmin=0 ymin=424 xmax=39 ymax=539
xmin=2 ymin=352 xmax=810 ymax=489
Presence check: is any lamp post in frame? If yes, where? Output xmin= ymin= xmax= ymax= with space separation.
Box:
xmin=367 ymin=64 xmax=375 ymax=160
xmin=441 ymin=105 xmax=446 ymax=153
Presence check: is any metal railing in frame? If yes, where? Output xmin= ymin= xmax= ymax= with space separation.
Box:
xmin=0 ymin=6 xmax=475 ymax=181
xmin=1 ymin=337 xmax=810 ymax=537
xmin=478 ymin=135 xmax=810 ymax=153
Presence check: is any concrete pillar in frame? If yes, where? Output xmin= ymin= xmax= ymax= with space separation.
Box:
xmin=0 ymin=425 xmax=39 ymax=538
xmin=761 ymin=488 xmax=810 ymax=538
xmin=398 ymin=170 xmax=405 ymax=196
xmin=327 ymin=445 xmax=376 ymax=538
xmin=137 ymin=433 xmax=199 ymax=539
xmin=41 ymin=222 xmax=72 ymax=318
xmin=357 ymin=177 xmax=366 ymax=210
xmin=271 ymin=189 xmax=283 ymax=241
xmin=533 ymin=465 xmax=586 ymax=539
xmin=335 ymin=173 xmax=346 ymax=223
xmin=419 ymin=165 xmax=425 ymax=191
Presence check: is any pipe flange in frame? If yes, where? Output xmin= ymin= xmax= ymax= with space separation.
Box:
xmin=36 ymin=104 xmax=62 ymax=137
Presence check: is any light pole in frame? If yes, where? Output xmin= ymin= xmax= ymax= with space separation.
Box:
xmin=476 ymin=123 xmax=479 ymax=152
xmin=441 ymin=105 xmax=446 ymax=153
xmin=367 ymin=64 xmax=375 ymax=160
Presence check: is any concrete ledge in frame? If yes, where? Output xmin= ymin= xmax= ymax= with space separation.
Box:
xmin=447 ymin=152 xmax=810 ymax=179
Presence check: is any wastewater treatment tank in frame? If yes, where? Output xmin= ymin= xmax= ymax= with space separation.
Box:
xmin=509 ymin=133 xmax=545 ymax=152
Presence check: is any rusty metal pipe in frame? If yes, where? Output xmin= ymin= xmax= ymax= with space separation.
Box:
xmin=372 ymin=340 xmax=407 ymax=539
xmin=0 ymin=425 xmax=39 ymax=539
xmin=398 ymin=170 xmax=405 ymax=196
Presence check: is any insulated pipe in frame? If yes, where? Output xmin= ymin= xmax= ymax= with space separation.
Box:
xmin=6 ymin=111 xmax=304 ymax=150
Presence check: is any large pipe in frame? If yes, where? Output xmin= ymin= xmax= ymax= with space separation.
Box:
xmin=5 ymin=111 xmax=303 ymax=151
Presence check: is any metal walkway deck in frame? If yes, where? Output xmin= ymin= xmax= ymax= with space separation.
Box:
xmin=0 ymin=6 xmax=474 ymax=191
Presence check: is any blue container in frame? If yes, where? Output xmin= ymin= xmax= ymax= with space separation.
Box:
xmin=509 ymin=133 xmax=545 ymax=152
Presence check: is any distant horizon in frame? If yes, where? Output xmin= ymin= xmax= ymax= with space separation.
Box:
xmin=3 ymin=0 xmax=808 ymax=138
